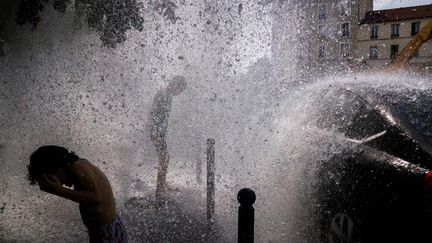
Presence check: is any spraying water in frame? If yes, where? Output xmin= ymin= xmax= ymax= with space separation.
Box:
xmin=0 ymin=0 xmax=431 ymax=242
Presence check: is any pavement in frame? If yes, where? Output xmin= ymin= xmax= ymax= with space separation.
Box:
xmin=121 ymin=186 xmax=228 ymax=242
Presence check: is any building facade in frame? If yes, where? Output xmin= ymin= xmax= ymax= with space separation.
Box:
xmin=308 ymin=0 xmax=372 ymax=72
xmin=308 ymin=0 xmax=432 ymax=73
xmin=357 ymin=4 xmax=432 ymax=70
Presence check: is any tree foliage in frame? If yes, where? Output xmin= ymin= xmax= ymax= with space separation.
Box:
xmin=15 ymin=0 xmax=144 ymax=48
xmin=150 ymin=0 xmax=179 ymax=24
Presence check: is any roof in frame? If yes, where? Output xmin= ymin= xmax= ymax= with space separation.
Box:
xmin=361 ymin=4 xmax=432 ymax=25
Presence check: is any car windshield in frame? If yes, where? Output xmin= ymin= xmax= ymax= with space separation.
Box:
xmin=377 ymin=89 xmax=432 ymax=145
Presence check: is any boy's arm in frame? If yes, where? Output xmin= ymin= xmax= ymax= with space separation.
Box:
xmin=39 ymin=162 xmax=103 ymax=204
xmin=50 ymin=180 xmax=103 ymax=204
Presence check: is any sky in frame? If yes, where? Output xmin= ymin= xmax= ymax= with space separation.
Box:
xmin=374 ymin=0 xmax=432 ymax=10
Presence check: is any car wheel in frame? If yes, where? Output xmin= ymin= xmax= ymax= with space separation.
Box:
xmin=327 ymin=212 xmax=361 ymax=243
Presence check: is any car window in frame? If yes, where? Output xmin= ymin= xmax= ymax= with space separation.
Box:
xmin=345 ymin=100 xmax=385 ymax=140
xmin=318 ymin=89 xmax=385 ymax=140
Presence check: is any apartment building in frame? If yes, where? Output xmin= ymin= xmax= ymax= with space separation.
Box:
xmin=313 ymin=0 xmax=371 ymax=64
xmin=357 ymin=4 xmax=432 ymax=70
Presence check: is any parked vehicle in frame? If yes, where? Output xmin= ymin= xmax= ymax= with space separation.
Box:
xmin=316 ymin=86 xmax=432 ymax=243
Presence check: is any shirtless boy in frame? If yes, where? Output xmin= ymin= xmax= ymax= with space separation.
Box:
xmin=27 ymin=145 xmax=127 ymax=242
xmin=148 ymin=75 xmax=187 ymax=201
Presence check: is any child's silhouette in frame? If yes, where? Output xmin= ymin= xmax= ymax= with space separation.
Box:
xmin=27 ymin=145 xmax=128 ymax=242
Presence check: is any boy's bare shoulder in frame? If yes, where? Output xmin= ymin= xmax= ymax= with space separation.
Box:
xmin=70 ymin=159 xmax=90 ymax=171
xmin=69 ymin=159 xmax=98 ymax=178
xmin=69 ymin=159 xmax=105 ymax=178
xmin=69 ymin=159 xmax=102 ymax=191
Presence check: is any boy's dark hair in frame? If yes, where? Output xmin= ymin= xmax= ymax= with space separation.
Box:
xmin=28 ymin=145 xmax=79 ymax=185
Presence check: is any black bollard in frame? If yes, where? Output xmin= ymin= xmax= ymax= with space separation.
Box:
xmin=238 ymin=188 xmax=256 ymax=243
xmin=0 ymin=39 xmax=5 ymax=57
xmin=207 ymin=138 xmax=216 ymax=226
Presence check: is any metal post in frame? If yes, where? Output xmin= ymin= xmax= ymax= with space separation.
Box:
xmin=207 ymin=138 xmax=216 ymax=226
xmin=196 ymin=158 xmax=202 ymax=184
xmin=196 ymin=147 xmax=202 ymax=184
xmin=0 ymin=39 xmax=5 ymax=57
xmin=0 ymin=22 xmax=5 ymax=57
xmin=238 ymin=188 xmax=256 ymax=243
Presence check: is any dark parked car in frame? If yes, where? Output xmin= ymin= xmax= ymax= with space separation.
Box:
xmin=315 ymin=86 xmax=432 ymax=243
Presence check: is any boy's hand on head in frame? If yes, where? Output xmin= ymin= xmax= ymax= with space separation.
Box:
xmin=38 ymin=174 xmax=62 ymax=194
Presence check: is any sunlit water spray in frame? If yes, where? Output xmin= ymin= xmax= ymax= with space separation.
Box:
xmin=1 ymin=0 xmax=431 ymax=242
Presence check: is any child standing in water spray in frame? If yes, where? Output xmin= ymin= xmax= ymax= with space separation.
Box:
xmin=148 ymin=75 xmax=187 ymax=202
xmin=27 ymin=145 xmax=128 ymax=243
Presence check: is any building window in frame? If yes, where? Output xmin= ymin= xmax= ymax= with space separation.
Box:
xmin=411 ymin=22 xmax=420 ymax=36
xmin=391 ymin=24 xmax=400 ymax=38
xmin=390 ymin=45 xmax=399 ymax=59
xmin=370 ymin=46 xmax=378 ymax=59
xmin=341 ymin=23 xmax=350 ymax=37
xmin=319 ymin=25 xmax=326 ymax=38
xmin=319 ymin=5 xmax=327 ymax=20
xmin=340 ymin=43 xmax=349 ymax=57
xmin=371 ymin=26 xmax=378 ymax=39
xmin=319 ymin=45 xmax=326 ymax=58
xmin=340 ymin=1 xmax=351 ymax=16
